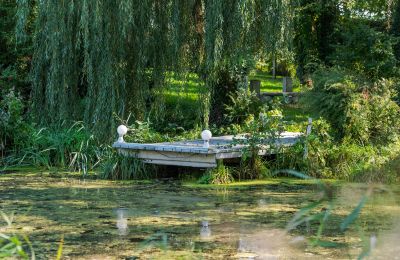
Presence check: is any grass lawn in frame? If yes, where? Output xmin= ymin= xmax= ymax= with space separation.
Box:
xmin=249 ymin=69 xmax=301 ymax=92
xmin=162 ymin=70 xmax=306 ymax=130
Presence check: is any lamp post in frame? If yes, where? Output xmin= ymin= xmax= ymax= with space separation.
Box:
xmin=201 ymin=130 xmax=212 ymax=148
xmin=117 ymin=125 xmax=128 ymax=143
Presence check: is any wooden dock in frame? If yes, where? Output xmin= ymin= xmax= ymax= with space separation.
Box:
xmin=113 ymin=132 xmax=302 ymax=168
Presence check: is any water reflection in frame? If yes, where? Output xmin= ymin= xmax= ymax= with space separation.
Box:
xmin=233 ymin=229 xmax=308 ymax=259
xmin=3 ymin=174 xmax=398 ymax=259
xmin=116 ymin=208 xmax=129 ymax=236
xmin=369 ymin=224 xmax=400 ymax=259
xmin=236 ymin=237 xmax=258 ymax=260
xmin=200 ymin=220 xmax=212 ymax=240
xmin=237 ymin=237 xmax=246 ymax=252
xmin=257 ymin=198 xmax=267 ymax=207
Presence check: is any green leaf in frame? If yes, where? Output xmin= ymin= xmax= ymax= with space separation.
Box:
xmin=56 ymin=235 xmax=64 ymax=260
xmin=312 ymin=240 xmax=345 ymax=248
xmin=273 ymin=169 xmax=313 ymax=180
xmin=340 ymin=195 xmax=367 ymax=232
xmin=287 ymin=200 xmax=324 ymax=230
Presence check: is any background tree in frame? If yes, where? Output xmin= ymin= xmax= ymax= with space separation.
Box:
xmin=391 ymin=0 xmax=400 ymax=62
xmin=294 ymin=0 xmax=339 ymax=81
xmin=16 ymin=0 xmax=296 ymax=137
xmin=0 ymin=0 xmax=32 ymax=101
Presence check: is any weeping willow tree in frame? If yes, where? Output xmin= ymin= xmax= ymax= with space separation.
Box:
xmin=17 ymin=0 xmax=295 ymax=139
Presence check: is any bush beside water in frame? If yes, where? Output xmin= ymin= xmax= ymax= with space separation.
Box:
xmin=2 ymin=67 xmax=400 ymax=183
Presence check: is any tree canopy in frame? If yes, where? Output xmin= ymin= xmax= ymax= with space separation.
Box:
xmin=15 ymin=0 xmax=295 ymax=138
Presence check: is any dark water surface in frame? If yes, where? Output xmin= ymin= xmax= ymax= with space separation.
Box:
xmin=0 ymin=173 xmax=399 ymax=259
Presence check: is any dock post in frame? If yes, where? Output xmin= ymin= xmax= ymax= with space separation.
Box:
xmin=303 ymin=118 xmax=312 ymax=159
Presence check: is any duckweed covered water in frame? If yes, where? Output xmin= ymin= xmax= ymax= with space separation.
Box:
xmin=0 ymin=172 xmax=399 ymax=259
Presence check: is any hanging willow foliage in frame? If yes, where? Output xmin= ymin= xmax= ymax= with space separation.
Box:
xmin=17 ymin=0 xmax=295 ymax=139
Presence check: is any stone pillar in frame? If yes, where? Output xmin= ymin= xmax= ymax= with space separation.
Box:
xmin=249 ymin=80 xmax=261 ymax=98
xmin=283 ymin=77 xmax=293 ymax=92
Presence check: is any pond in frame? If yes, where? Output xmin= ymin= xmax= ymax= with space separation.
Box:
xmin=0 ymin=172 xmax=399 ymax=259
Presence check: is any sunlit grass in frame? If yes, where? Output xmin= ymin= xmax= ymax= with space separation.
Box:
xmin=162 ymin=70 xmax=304 ymax=129
xmin=249 ymin=69 xmax=301 ymax=92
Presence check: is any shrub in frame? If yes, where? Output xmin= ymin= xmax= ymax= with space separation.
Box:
xmin=198 ymin=161 xmax=233 ymax=184
xmin=280 ymin=118 xmax=400 ymax=182
xmin=99 ymin=149 xmax=155 ymax=180
xmin=232 ymin=105 xmax=284 ymax=179
xmin=330 ymin=22 xmax=398 ymax=79
xmin=303 ymin=68 xmax=400 ymax=145
xmin=2 ymin=121 xmax=98 ymax=175
xmin=224 ymin=88 xmax=265 ymax=125
xmin=236 ymin=155 xmax=270 ymax=180
xmin=270 ymin=118 xmax=400 ymax=182
xmin=124 ymin=120 xmax=170 ymax=143
xmin=350 ymin=141 xmax=400 ymax=183
xmin=0 ymin=89 xmax=32 ymax=157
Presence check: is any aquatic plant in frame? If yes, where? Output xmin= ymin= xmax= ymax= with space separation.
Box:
xmin=99 ymin=149 xmax=156 ymax=180
xmin=0 ymin=211 xmax=64 ymax=260
xmin=2 ymin=121 xmax=99 ymax=175
xmin=279 ymin=170 xmax=380 ymax=259
xmin=198 ymin=160 xmax=233 ymax=184
xmin=0 ymin=212 xmax=31 ymax=259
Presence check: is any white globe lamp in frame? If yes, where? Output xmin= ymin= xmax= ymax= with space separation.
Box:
xmin=201 ymin=130 xmax=212 ymax=148
xmin=117 ymin=125 xmax=128 ymax=143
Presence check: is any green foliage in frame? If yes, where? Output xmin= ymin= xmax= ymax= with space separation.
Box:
xmin=350 ymin=142 xmax=400 ymax=183
xmin=0 ymin=89 xmax=32 ymax=158
xmin=345 ymin=0 xmax=394 ymax=21
xmin=303 ymin=68 xmax=400 ymax=145
xmin=391 ymin=0 xmax=400 ymax=62
xmin=0 ymin=212 xmax=30 ymax=259
xmin=0 ymin=0 xmax=32 ymax=100
xmin=236 ymin=155 xmax=270 ymax=180
xmin=198 ymin=161 xmax=233 ymax=184
xmin=161 ymin=72 xmax=203 ymax=131
xmin=232 ymin=104 xmax=284 ymax=179
xmin=224 ymin=88 xmax=264 ymax=125
xmin=330 ymin=22 xmax=398 ymax=79
xmin=294 ymin=0 xmax=340 ymax=80
xmin=272 ymin=117 xmax=400 ymax=182
xmin=99 ymin=150 xmax=154 ymax=180
xmin=294 ymin=0 xmax=397 ymax=81
xmin=208 ymin=64 xmax=249 ymax=126
xmin=2 ymin=120 xmax=98 ymax=175
xmin=14 ymin=0 xmax=296 ymax=137
xmin=302 ymin=119 xmax=400 ymax=181
xmin=282 ymin=170 xmax=375 ymax=258
xmin=124 ymin=121 xmax=171 ymax=143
